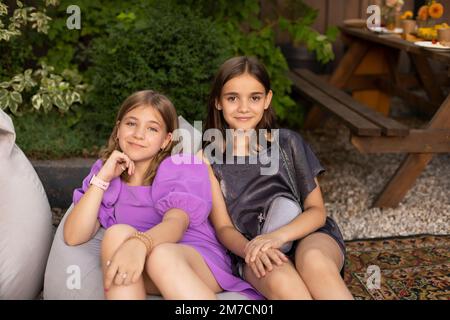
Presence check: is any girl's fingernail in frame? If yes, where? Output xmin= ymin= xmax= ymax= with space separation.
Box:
xmin=106 ymin=260 xmax=111 ymax=266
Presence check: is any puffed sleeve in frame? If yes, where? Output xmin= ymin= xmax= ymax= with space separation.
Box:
xmin=151 ymin=154 xmax=212 ymax=227
xmin=72 ymin=159 xmax=122 ymax=229
xmin=285 ymin=130 xmax=325 ymax=208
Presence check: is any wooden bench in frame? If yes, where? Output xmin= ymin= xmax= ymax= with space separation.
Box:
xmin=288 ymin=68 xmax=450 ymax=207
xmin=289 ymin=68 xmax=409 ymax=139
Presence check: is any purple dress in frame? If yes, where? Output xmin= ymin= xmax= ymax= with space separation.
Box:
xmin=73 ymin=153 xmax=262 ymax=300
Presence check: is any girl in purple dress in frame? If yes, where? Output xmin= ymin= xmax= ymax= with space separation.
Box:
xmin=63 ymin=90 xmax=261 ymax=300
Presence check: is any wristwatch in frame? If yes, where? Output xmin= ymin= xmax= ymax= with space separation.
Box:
xmin=89 ymin=174 xmax=110 ymax=191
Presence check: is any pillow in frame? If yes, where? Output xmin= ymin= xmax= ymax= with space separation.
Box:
xmin=0 ymin=109 xmax=53 ymax=299
xmin=44 ymin=205 xmax=248 ymax=300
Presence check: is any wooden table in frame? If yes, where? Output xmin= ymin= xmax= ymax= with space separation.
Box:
xmin=302 ymin=26 xmax=450 ymax=208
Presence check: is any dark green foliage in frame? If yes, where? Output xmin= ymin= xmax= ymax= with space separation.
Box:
xmin=86 ymin=2 xmax=230 ymax=138
xmin=5 ymin=0 xmax=336 ymax=158
xmin=0 ymin=36 xmax=34 ymax=81
xmin=43 ymin=0 xmax=148 ymax=74
xmin=12 ymin=109 xmax=103 ymax=159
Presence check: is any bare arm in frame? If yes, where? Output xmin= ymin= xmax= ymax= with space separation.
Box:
xmin=268 ymin=177 xmax=327 ymax=244
xmin=64 ymin=151 xmax=136 ymax=246
xmin=141 ymin=208 xmax=190 ymax=247
xmin=203 ymin=159 xmax=250 ymax=259
xmin=63 ymin=184 xmax=102 ymax=246
xmin=103 ymin=208 xmax=189 ymax=289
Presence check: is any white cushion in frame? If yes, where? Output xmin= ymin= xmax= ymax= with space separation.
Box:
xmin=0 ymin=110 xmax=53 ymax=299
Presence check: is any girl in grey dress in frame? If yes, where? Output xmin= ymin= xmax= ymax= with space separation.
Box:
xmin=202 ymin=56 xmax=354 ymax=299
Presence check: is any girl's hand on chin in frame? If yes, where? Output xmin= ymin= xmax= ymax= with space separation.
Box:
xmin=97 ymin=150 xmax=135 ymax=182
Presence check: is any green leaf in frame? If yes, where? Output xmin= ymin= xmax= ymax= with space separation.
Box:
xmin=325 ymin=26 xmax=339 ymax=41
xmin=279 ymin=17 xmax=290 ymax=31
xmin=0 ymin=89 xmax=8 ymax=100
xmin=12 ymin=83 xmax=25 ymax=92
xmin=58 ymin=81 xmax=70 ymax=91
xmin=52 ymin=94 xmax=67 ymax=110
xmin=31 ymin=94 xmax=43 ymax=110
xmin=24 ymin=77 xmax=37 ymax=89
xmin=0 ymin=93 xmax=9 ymax=110
xmin=0 ymin=82 xmax=10 ymax=89
xmin=45 ymin=0 xmax=59 ymax=7
xmin=65 ymin=92 xmax=73 ymax=105
xmin=9 ymin=100 xmax=19 ymax=114
xmin=0 ymin=3 xmax=8 ymax=16
xmin=42 ymin=94 xmax=52 ymax=111
xmin=10 ymin=91 xmax=22 ymax=103
xmin=12 ymin=74 xmax=23 ymax=83
xmin=249 ymin=17 xmax=262 ymax=30
xmin=72 ymin=92 xmax=81 ymax=103
xmin=316 ymin=35 xmax=327 ymax=42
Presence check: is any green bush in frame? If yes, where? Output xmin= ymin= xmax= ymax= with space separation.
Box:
xmin=0 ymin=36 xmax=34 ymax=81
xmin=0 ymin=0 xmax=89 ymax=116
xmin=175 ymin=0 xmax=338 ymax=129
xmin=13 ymin=108 xmax=103 ymax=159
xmin=86 ymin=2 xmax=229 ymax=138
xmin=43 ymin=0 xmax=147 ymax=74
xmin=6 ymin=0 xmax=336 ymax=159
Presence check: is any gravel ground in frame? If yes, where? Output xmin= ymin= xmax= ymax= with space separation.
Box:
xmin=300 ymin=105 xmax=450 ymax=240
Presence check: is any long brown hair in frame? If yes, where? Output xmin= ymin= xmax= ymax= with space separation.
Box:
xmin=99 ymin=90 xmax=179 ymax=185
xmin=203 ymin=56 xmax=277 ymax=149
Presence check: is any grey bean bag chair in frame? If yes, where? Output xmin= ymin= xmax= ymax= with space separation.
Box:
xmin=44 ymin=205 xmax=248 ymax=300
xmin=44 ymin=117 xmax=248 ymax=300
xmin=0 ymin=110 xmax=53 ymax=299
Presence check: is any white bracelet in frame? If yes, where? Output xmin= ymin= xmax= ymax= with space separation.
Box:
xmin=89 ymin=174 xmax=110 ymax=191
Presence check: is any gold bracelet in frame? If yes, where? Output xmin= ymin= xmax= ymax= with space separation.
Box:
xmin=129 ymin=231 xmax=153 ymax=256
xmin=138 ymin=232 xmax=153 ymax=254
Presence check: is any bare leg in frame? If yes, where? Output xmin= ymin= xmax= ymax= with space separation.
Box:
xmin=295 ymin=232 xmax=353 ymax=300
xmin=145 ymin=243 xmax=222 ymax=300
xmin=243 ymin=260 xmax=313 ymax=300
xmin=101 ymin=224 xmax=159 ymax=300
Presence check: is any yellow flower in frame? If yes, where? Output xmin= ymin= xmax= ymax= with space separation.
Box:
xmin=418 ymin=5 xmax=429 ymax=20
xmin=418 ymin=27 xmax=438 ymax=40
xmin=435 ymin=23 xmax=449 ymax=30
xmin=401 ymin=11 xmax=413 ymax=19
xmin=428 ymin=2 xmax=444 ymax=19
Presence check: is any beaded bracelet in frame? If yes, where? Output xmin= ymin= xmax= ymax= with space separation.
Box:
xmin=129 ymin=231 xmax=153 ymax=256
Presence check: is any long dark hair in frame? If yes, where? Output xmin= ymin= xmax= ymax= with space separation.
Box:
xmin=203 ymin=56 xmax=277 ymax=149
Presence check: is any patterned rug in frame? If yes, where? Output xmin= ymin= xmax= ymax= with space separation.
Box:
xmin=344 ymin=234 xmax=450 ymax=300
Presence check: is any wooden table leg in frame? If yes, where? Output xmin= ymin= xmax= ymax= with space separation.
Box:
xmin=372 ymin=153 xmax=434 ymax=208
xmin=373 ymin=94 xmax=450 ymax=207
xmin=352 ymin=47 xmax=393 ymax=116
xmin=409 ymin=53 xmax=445 ymax=113
xmin=303 ymin=40 xmax=369 ymax=129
